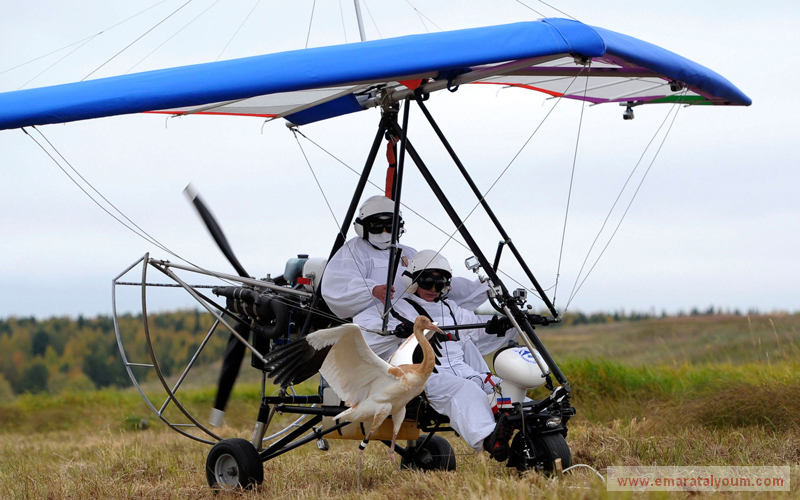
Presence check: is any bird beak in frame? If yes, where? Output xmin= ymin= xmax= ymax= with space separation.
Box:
xmin=425 ymin=321 xmax=444 ymax=335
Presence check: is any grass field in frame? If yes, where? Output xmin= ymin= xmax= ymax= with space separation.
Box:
xmin=1 ymin=314 xmax=799 ymax=499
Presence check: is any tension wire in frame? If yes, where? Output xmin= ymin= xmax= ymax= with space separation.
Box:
xmin=564 ymin=91 xmax=688 ymax=309
xmin=403 ymin=0 xmax=443 ymax=32
xmin=514 ymin=0 xmax=547 ymax=18
xmin=360 ymin=0 xmax=383 ymax=39
xmin=291 ymin=128 xmax=380 ymax=318
xmin=216 ymin=0 xmax=262 ymax=61
xmin=553 ymin=62 xmax=591 ymax=306
xmin=82 ymin=0 xmax=195 ymax=81
xmin=127 ymin=0 xmax=222 ymax=74
xmin=2 ymin=0 xmax=169 ymax=81
xmin=24 ymin=126 xmax=237 ymax=286
xmin=304 ymin=0 xmax=316 ymax=49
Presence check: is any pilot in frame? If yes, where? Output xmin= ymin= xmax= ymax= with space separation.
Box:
xmin=354 ymin=250 xmax=517 ymax=461
xmin=321 ymin=195 xmax=488 ymax=321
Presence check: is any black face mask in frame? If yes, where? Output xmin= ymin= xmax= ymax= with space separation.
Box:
xmin=416 ymin=272 xmax=450 ymax=292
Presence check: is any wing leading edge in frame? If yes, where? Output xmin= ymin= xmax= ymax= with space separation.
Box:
xmin=0 ymin=18 xmax=749 ymax=131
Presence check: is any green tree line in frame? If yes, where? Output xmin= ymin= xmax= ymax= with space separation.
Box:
xmin=0 ymin=311 xmax=226 ymax=400
xmin=0 ymin=306 xmax=770 ymax=401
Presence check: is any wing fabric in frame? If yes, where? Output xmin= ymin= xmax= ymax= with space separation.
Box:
xmin=310 ymin=324 xmax=398 ymax=406
xmin=0 ymin=18 xmax=749 ymax=131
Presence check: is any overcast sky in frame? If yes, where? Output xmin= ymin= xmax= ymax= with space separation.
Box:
xmin=0 ymin=0 xmax=797 ymax=319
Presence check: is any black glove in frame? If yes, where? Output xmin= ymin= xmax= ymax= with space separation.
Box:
xmin=393 ymin=322 xmax=414 ymax=338
xmin=485 ymin=315 xmax=512 ymax=336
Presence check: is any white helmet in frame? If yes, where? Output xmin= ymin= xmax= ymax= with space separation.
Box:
xmin=353 ymin=195 xmax=404 ymax=240
xmin=401 ymin=250 xmax=452 ymax=295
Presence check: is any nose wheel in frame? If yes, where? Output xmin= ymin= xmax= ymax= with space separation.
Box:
xmin=400 ymin=434 xmax=456 ymax=471
xmin=206 ymin=438 xmax=264 ymax=490
xmin=507 ymin=432 xmax=571 ymax=473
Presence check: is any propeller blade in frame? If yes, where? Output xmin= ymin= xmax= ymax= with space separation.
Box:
xmin=210 ymin=322 xmax=249 ymax=422
xmin=183 ymin=183 xmax=249 ymax=278
xmin=183 ymin=185 xmax=255 ymax=423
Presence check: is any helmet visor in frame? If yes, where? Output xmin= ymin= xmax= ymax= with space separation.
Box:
xmin=416 ymin=271 xmax=450 ymax=292
xmin=364 ymin=214 xmax=403 ymax=235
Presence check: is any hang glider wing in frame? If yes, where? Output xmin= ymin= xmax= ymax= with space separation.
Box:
xmin=0 ymin=18 xmax=750 ymax=131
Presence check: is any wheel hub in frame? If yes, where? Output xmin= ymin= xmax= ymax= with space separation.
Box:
xmin=214 ymin=453 xmax=240 ymax=488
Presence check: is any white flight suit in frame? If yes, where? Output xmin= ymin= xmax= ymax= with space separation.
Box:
xmin=356 ymin=294 xmax=515 ymax=452
xmin=322 ymin=236 xmax=489 ymax=320
xmin=322 ymin=236 xmax=416 ymax=320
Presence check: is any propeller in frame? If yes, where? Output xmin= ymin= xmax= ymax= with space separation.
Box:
xmin=183 ymin=184 xmax=249 ymax=279
xmin=183 ymin=184 xmax=251 ymax=426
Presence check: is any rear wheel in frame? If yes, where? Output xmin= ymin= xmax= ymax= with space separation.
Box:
xmin=401 ymin=434 xmax=456 ymax=471
xmin=205 ymin=438 xmax=263 ymax=490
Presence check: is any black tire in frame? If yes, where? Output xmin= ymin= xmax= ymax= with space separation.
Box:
xmin=508 ymin=432 xmax=571 ymax=473
xmin=205 ymin=438 xmax=264 ymax=490
xmin=400 ymin=434 xmax=456 ymax=471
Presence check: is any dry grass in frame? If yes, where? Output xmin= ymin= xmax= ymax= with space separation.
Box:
xmin=1 ymin=417 xmax=798 ymax=499
xmin=2 ymin=314 xmax=800 ymax=498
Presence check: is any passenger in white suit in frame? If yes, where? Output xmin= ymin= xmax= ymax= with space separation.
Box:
xmin=355 ymin=250 xmax=516 ymax=460
xmin=321 ymin=195 xmax=487 ymax=321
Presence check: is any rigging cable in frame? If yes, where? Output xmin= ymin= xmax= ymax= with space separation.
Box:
xmin=18 ymin=37 xmax=100 ymax=90
xmin=290 ymin=128 xmax=381 ymax=319
xmin=305 ymin=0 xmax=317 ymax=49
xmin=338 ymin=0 xmax=348 ymax=43
xmin=536 ymin=0 xmax=579 ymax=21
xmin=216 ymin=0 xmax=262 ymax=61
xmin=389 ymin=70 xmax=587 ymax=308
xmin=23 ymin=126 xmax=237 ymax=287
xmin=565 ymin=91 xmax=688 ymax=310
xmin=126 ymin=0 xmax=222 ymax=74
xmin=83 ymin=0 xmax=195 ymax=81
xmin=292 ymin=72 xmax=579 ymax=301
xmin=403 ymin=0 xmax=443 ymax=32
xmin=2 ymin=0 xmax=169 ymax=81
xmin=360 ymin=0 xmax=383 ymax=39
xmin=292 ymin=128 xmax=544 ymax=302
xmin=514 ymin=0 xmax=547 ymax=18
xmin=553 ymin=62 xmax=591 ymax=306
xmin=565 ymin=96 xmax=684 ymax=308
xmin=26 ymin=127 xmax=168 ymax=253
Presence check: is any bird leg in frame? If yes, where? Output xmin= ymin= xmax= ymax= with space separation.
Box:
xmin=358 ymin=406 xmax=391 ymax=492
xmin=388 ymin=433 xmax=401 ymax=472
xmin=388 ymin=408 xmax=405 ymax=472
xmin=357 ymin=437 xmax=370 ymax=493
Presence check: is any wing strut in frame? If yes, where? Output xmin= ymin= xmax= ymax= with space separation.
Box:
xmin=412 ymin=94 xmax=559 ymax=319
xmin=295 ymin=111 xmax=393 ymax=342
xmin=381 ymin=98 xmax=412 ymax=333
xmin=384 ymin=98 xmax=570 ymax=390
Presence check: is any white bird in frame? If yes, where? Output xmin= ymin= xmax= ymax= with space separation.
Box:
xmin=304 ymin=316 xmax=441 ymax=491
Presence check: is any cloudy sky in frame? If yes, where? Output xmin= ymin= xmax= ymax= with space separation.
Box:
xmin=0 ymin=0 xmax=797 ymax=319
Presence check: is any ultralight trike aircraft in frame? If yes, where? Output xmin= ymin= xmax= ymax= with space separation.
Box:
xmin=0 ymin=14 xmax=749 ymax=491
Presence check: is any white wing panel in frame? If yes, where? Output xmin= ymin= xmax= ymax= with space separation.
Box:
xmin=150 ymin=86 xmax=364 ymax=118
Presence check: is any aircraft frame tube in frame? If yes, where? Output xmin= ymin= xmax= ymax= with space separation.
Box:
xmin=299 ymin=113 xmax=390 ymax=337
xmin=154 ymin=260 xmax=311 ymax=298
xmin=382 ymin=99 xmax=411 ymax=332
xmin=390 ymin=117 xmax=570 ymax=388
xmin=414 ymin=95 xmax=559 ymax=319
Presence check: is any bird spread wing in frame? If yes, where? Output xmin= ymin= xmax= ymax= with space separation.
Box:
xmin=310 ymin=324 xmax=398 ymax=406
xmin=262 ymin=336 xmax=332 ymax=387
